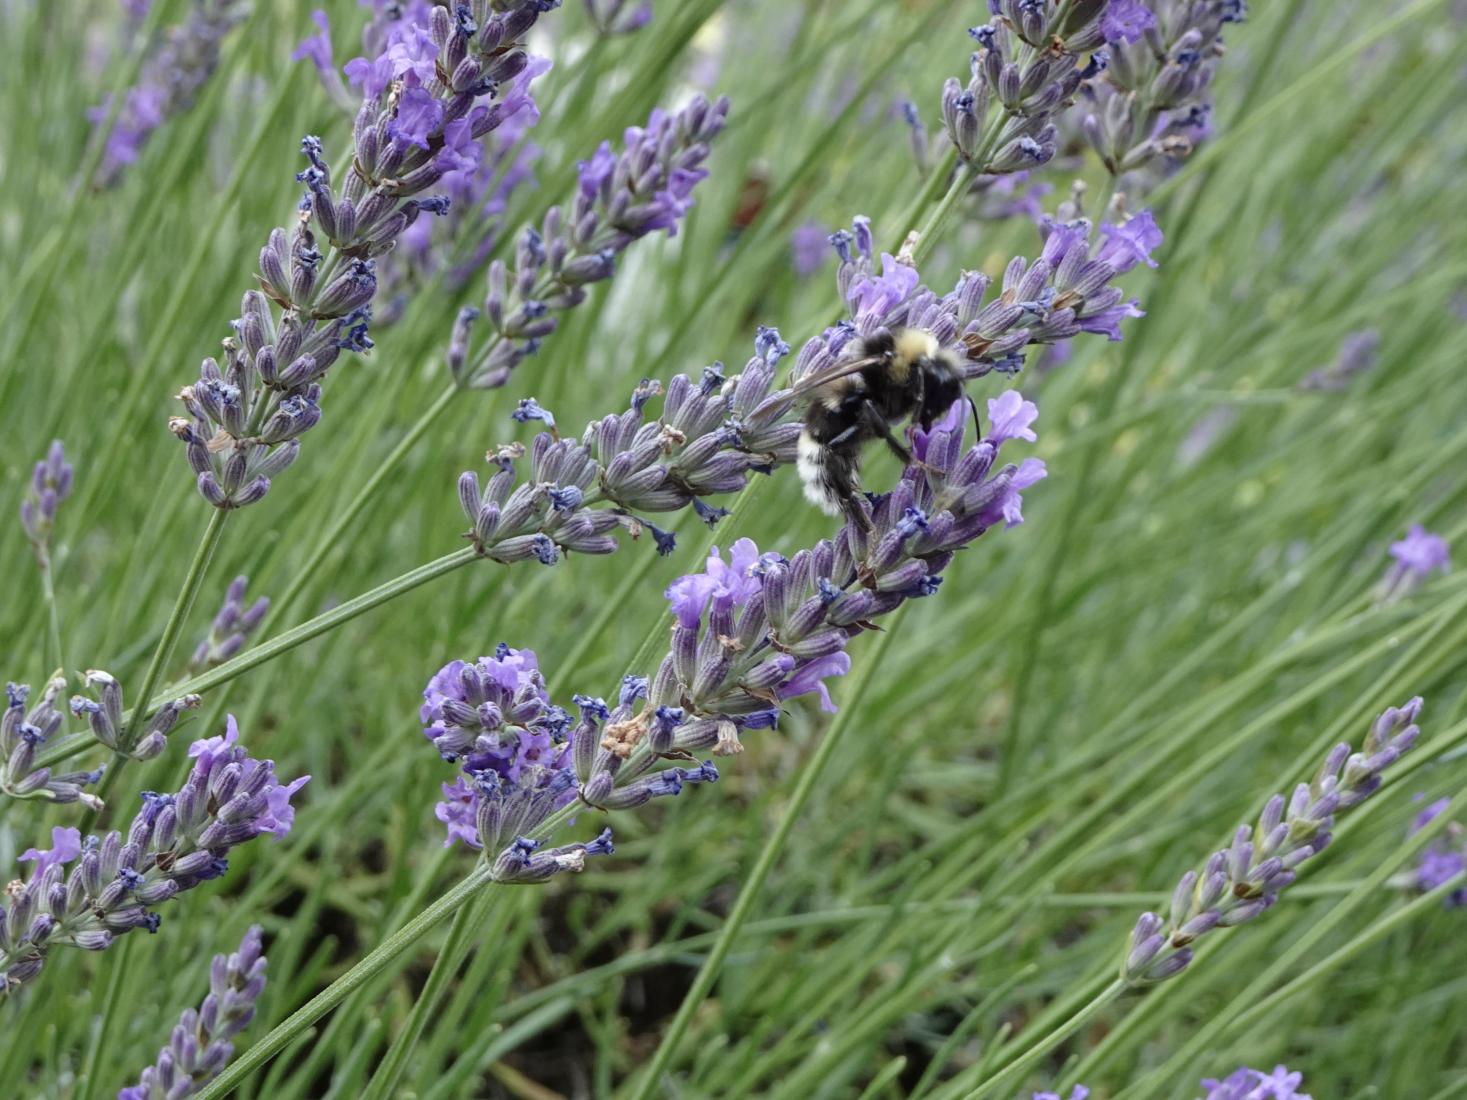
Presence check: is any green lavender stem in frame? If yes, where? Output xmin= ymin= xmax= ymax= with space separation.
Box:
xmin=264 ymin=383 xmax=461 ymax=630
xmin=358 ymin=897 xmax=489 ymax=1100
xmin=37 ymin=547 xmax=66 ymax=677
xmin=622 ymin=617 xmax=904 ymax=1100
xmin=192 ymin=865 xmax=496 ymax=1100
xmin=74 ymin=935 xmax=135 ymax=1100
xmin=87 ymin=508 xmax=229 ymax=821
xmin=958 ymin=977 xmax=1126 ymax=1100
xmin=38 ymin=546 xmax=481 ymax=772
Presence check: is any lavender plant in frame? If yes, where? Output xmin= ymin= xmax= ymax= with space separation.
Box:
xmin=70 ymin=671 xmax=201 ymax=762
xmin=169 ymin=1 xmax=562 ymax=509
xmin=188 ymin=576 xmax=269 ymax=672
xmin=116 ymin=925 xmax=267 ymax=1100
xmin=1379 ymin=525 xmax=1450 ymax=602
xmin=1125 ymin=699 xmax=1423 ymax=984
xmin=2 ymin=679 xmax=104 ymax=809
xmin=19 ymin=440 xmax=73 ymax=556
xmin=89 ymin=0 xmax=246 ymax=187
xmin=1081 ymin=0 xmax=1247 ymax=180
xmin=0 ymin=719 xmax=305 ymax=994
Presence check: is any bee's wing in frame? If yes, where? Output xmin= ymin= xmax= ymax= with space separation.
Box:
xmin=789 ymin=355 xmax=883 ymax=399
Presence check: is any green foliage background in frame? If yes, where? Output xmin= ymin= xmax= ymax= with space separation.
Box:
xmin=3 ymin=0 xmax=1466 ymax=1096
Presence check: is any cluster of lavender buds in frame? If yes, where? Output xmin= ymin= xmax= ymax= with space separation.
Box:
xmin=0 ymin=719 xmax=306 ymax=994
xmin=451 ymin=205 xmax=1157 ymax=568
xmin=70 ymin=671 xmax=201 ymax=762
xmin=294 ymin=4 xmax=551 ymax=318
xmin=1299 ymin=329 xmax=1380 ymax=391
xmin=1380 ymin=524 xmax=1451 ymax=602
xmin=189 ymin=576 xmax=269 ymax=672
xmin=1201 ymin=1064 xmax=1311 ymax=1100
xmin=171 ymin=0 xmax=563 ymax=508
xmin=1082 ymin=0 xmax=1248 ymax=177
xmin=574 ymin=391 xmax=1045 ymax=814
xmin=825 ymin=208 xmax=1159 ymax=377
xmin=89 ymin=0 xmax=246 ymax=187
xmin=453 ymin=330 xmax=810 ymax=566
xmin=117 ymin=926 xmax=267 ymax=1100
xmin=940 ymin=5 xmax=1110 ymax=175
xmin=450 ymin=95 xmax=730 ymax=390
xmin=421 ymin=647 xmax=616 ymax=884
xmin=19 ymin=440 xmax=73 ymax=556
xmin=1407 ymin=797 xmax=1466 ymax=907
xmin=585 ymin=0 xmax=653 ymax=35
xmin=1033 ymin=1087 xmax=1089 ymax=1100
xmin=1125 ymin=698 xmax=1423 ymax=984
xmin=2 ymin=679 xmax=104 ymax=809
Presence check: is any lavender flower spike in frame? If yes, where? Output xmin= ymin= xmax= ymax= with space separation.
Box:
xmin=585 ymin=0 xmax=653 ymax=35
xmin=577 ymin=392 xmax=1044 ymax=801
xmin=0 ymin=718 xmax=306 ymax=994
xmin=1380 ymin=524 xmax=1450 ymax=602
xmin=1083 ymin=0 xmax=1248 ymax=176
xmin=1202 ymin=1064 xmax=1312 ymax=1100
xmin=19 ymin=439 xmax=73 ymax=554
xmin=1406 ymin=797 xmax=1466 ymax=908
xmin=89 ymin=0 xmax=247 ymax=187
xmin=70 ymin=670 xmax=201 ymax=761
xmin=1125 ymin=698 xmax=1423 ymax=984
xmin=419 ymin=647 xmax=616 ymax=885
xmin=116 ymin=926 xmax=267 ymax=1100
xmin=455 ymin=95 xmax=730 ymax=390
xmin=2 ymin=678 xmax=105 ymax=808
xmin=172 ymin=1 xmax=563 ymax=507
xmin=190 ymin=575 xmax=270 ymax=671
xmin=1033 ymin=1088 xmax=1089 ymax=1100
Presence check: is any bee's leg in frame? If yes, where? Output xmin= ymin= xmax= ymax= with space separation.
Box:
xmin=862 ymin=400 xmax=940 ymax=476
xmin=861 ymin=401 xmax=914 ymax=464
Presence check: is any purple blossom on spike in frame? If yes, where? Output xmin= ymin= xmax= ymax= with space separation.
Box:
xmin=3 ymin=677 xmax=106 ymax=809
xmin=174 ymin=0 xmax=563 ymax=506
xmin=1201 ymin=1065 xmax=1311 ymax=1100
xmin=456 ymin=96 xmax=729 ymax=391
xmin=20 ymin=440 xmax=73 ymax=554
xmin=1407 ymin=795 xmax=1466 ymax=907
xmin=190 ymin=575 xmax=269 ymax=671
xmin=1101 ymin=0 xmax=1157 ymax=44
xmin=1381 ymin=524 xmax=1451 ymax=602
xmin=1032 ymin=1088 xmax=1090 ymax=1100
xmin=1125 ymin=699 xmax=1424 ymax=984
xmin=0 ymin=719 xmax=305 ymax=994
xmin=115 ymin=926 xmax=267 ymax=1100
xmin=89 ymin=0 xmax=247 ymax=187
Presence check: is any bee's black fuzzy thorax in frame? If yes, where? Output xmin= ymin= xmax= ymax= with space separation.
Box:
xmin=797 ymin=327 xmax=966 ymax=521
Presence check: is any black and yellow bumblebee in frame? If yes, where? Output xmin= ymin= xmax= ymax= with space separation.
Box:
xmin=795 ymin=327 xmax=968 ymax=527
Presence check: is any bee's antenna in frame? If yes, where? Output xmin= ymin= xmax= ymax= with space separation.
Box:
xmin=967 ymin=396 xmax=983 ymax=445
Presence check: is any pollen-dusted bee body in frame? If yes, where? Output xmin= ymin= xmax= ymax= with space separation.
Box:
xmin=796 ymin=327 xmax=966 ymax=523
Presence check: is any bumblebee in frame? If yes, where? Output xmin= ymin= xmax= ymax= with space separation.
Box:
xmin=796 ymin=327 xmax=967 ymax=527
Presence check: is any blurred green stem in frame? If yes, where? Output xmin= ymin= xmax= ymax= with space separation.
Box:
xmin=36 ymin=547 xmax=65 ymax=676
xmin=86 ymin=508 xmax=229 ymax=823
xmin=265 ymin=383 xmax=462 ymax=630
xmin=75 ymin=934 xmax=135 ymax=1100
xmin=957 ymin=977 xmax=1126 ymax=1100
xmin=622 ymin=616 xmax=904 ymax=1100
xmin=193 ymin=865 xmax=498 ymax=1100
xmin=358 ymin=895 xmax=492 ymax=1100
